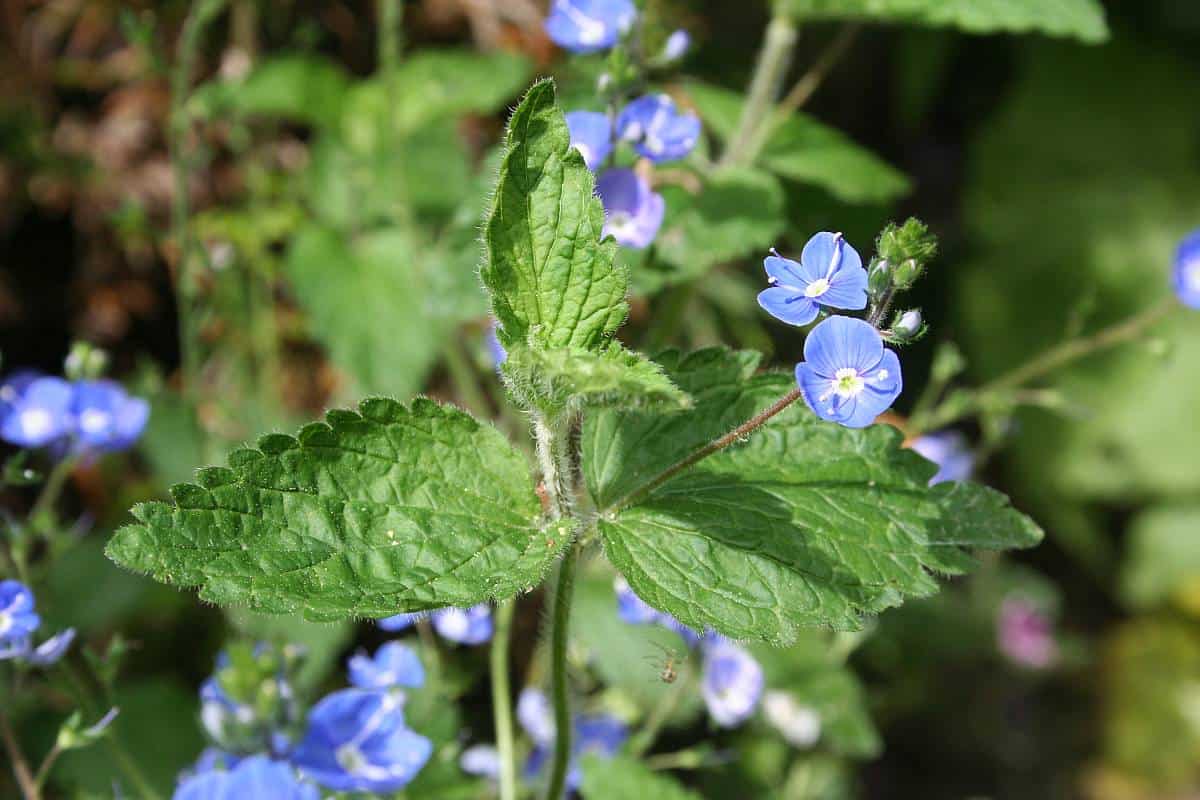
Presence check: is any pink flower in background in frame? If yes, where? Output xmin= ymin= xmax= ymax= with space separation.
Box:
xmin=997 ymin=596 xmax=1059 ymax=669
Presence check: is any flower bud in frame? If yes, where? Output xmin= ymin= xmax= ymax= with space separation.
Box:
xmin=867 ymin=259 xmax=891 ymax=297
xmin=893 ymin=258 xmax=921 ymax=289
xmin=596 ymin=72 xmax=614 ymax=94
xmin=891 ymin=309 xmax=923 ymax=340
xmin=660 ymin=29 xmax=691 ymax=63
xmin=64 ymin=341 xmax=110 ymax=381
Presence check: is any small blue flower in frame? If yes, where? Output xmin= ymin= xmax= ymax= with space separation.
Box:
xmin=517 ymin=688 xmax=555 ymax=747
xmin=0 ymin=580 xmax=40 ymax=647
xmin=433 ymin=604 xmax=493 ymax=645
xmin=0 ymin=376 xmax=74 ymax=448
xmin=597 ymin=169 xmax=665 ymax=249
xmin=459 ymin=744 xmax=501 ymax=780
xmin=795 ymin=316 xmax=903 ymax=428
xmin=378 ymin=612 xmax=419 ymax=632
xmin=486 ymin=319 xmax=508 ymax=368
xmin=523 ymin=707 xmax=627 ymax=791
xmin=23 ymin=627 xmax=76 ymax=666
xmin=291 ymin=688 xmax=432 ymax=793
xmin=565 ymin=111 xmax=613 ymax=171
xmin=700 ymin=638 xmax=764 ymax=728
xmin=544 ymin=0 xmax=636 ymax=54
xmin=70 ymin=380 xmax=150 ymax=453
xmin=616 ymin=95 xmax=701 ymax=163
xmin=910 ymin=431 xmax=974 ymax=485
xmin=348 ymin=642 xmax=424 ymax=691
xmin=199 ymin=648 xmax=296 ymax=754
xmin=175 ymin=754 xmax=317 ymax=800
xmin=661 ymin=29 xmax=691 ymax=62
xmin=1173 ymin=229 xmax=1200 ymax=309
xmin=758 ymin=233 xmax=869 ymax=327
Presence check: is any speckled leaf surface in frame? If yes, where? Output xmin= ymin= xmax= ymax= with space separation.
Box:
xmin=585 ymin=349 xmax=1042 ymax=645
xmin=482 ymin=79 xmax=628 ymax=352
xmin=107 ymin=398 xmax=561 ymax=621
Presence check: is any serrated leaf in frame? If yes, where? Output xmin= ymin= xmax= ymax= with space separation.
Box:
xmin=687 ymin=82 xmax=909 ymax=204
xmin=501 ymin=343 xmax=688 ymax=413
xmin=107 ymin=398 xmax=563 ymax=621
xmin=653 ymin=168 xmax=786 ymax=284
xmin=482 ymin=80 xmax=628 ymax=352
xmin=580 ymin=755 xmax=702 ymax=800
xmin=777 ymin=0 xmax=1109 ymax=42
xmin=584 ymin=349 xmax=1042 ymax=644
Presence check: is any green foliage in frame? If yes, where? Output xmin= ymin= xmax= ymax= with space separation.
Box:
xmin=584 ymin=349 xmax=1041 ymax=644
xmin=581 ymin=755 xmax=703 ymax=799
xmin=775 ymin=0 xmax=1109 ymax=42
xmin=954 ymin=41 xmax=1200 ymax=500
xmin=687 ymin=82 xmax=910 ymax=204
xmin=1120 ymin=505 xmax=1200 ymax=614
xmin=654 ymin=168 xmax=786 ymax=284
xmin=501 ymin=342 xmax=689 ymax=413
xmin=483 ymin=80 xmax=628 ymax=352
xmin=192 ymin=53 xmax=351 ymax=127
xmin=106 ymin=398 xmax=563 ymax=620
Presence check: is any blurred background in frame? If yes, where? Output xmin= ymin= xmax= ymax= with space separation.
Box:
xmin=1 ymin=0 xmax=1199 ymax=797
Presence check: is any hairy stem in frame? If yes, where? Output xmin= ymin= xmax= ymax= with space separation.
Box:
xmin=608 ymin=388 xmax=803 ymax=512
xmin=491 ymin=599 xmax=518 ymax=800
xmin=545 ymin=543 xmax=580 ymax=800
xmin=719 ymin=14 xmax=798 ymax=169
xmin=0 ymin=705 xmax=39 ymax=800
xmin=911 ymin=297 xmax=1178 ymax=433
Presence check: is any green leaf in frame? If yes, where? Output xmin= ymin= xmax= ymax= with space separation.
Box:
xmin=382 ymin=49 xmax=533 ymax=134
xmin=191 ymin=54 xmax=350 ymax=128
xmin=501 ymin=342 xmax=689 ymax=412
xmin=776 ymin=0 xmax=1109 ymax=42
xmin=686 ymin=82 xmax=910 ymax=204
xmin=653 ymin=168 xmax=786 ymax=283
xmin=584 ymin=348 xmax=1042 ymax=644
xmin=107 ymin=397 xmax=562 ymax=620
xmin=482 ymin=80 xmax=628 ymax=352
xmin=1120 ymin=505 xmax=1200 ymax=613
xmin=580 ymin=755 xmax=703 ymax=800
xmin=284 ymin=226 xmax=465 ymax=400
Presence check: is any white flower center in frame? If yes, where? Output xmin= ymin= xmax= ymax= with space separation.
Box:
xmin=832 ymin=367 xmax=864 ymax=398
xmin=437 ymin=610 xmax=469 ymax=640
xmin=79 ymin=409 xmax=111 ymax=434
xmin=19 ymin=408 xmax=53 ymax=439
xmin=1185 ymin=259 xmax=1200 ymax=293
xmin=804 ymin=278 xmax=831 ymax=298
xmin=0 ymin=612 xmax=11 ymax=636
xmin=336 ymin=744 xmax=370 ymax=775
xmin=560 ymin=2 xmax=607 ymax=44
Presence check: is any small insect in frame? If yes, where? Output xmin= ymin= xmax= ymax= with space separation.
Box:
xmin=646 ymin=644 xmax=683 ymax=684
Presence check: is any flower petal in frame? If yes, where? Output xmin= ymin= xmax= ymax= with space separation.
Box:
xmin=758 ymin=288 xmax=819 ymax=327
xmin=763 ymin=255 xmax=806 ymax=289
xmin=802 ymin=316 xmax=883 ymax=376
xmin=819 ymin=267 xmax=869 ymax=310
xmin=801 ymin=232 xmax=862 ymax=280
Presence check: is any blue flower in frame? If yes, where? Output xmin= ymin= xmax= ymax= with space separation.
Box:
xmin=661 ymin=29 xmax=691 ymax=62
xmin=378 ymin=612 xmax=419 ymax=632
xmin=517 ymin=688 xmax=556 ymax=747
xmin=433 ymin=604 xmax=493 ymax=645
xmin=459 ymin=744 xmax=501 ymax=780
xmin=700 ymin=638 xmax=764 ymax=728
xmin=795 ymin=316 xmax=902 ymax=428
xmin=174 ymin=754 xmax=318 ymax=800
xmin=1174 ymin=229 xmax=1200 ymax=309
xmin=348 ymin=642 xmax=424 ymax=691
xmin=199 ymin=648 xmax=297 ymax=754
xmin=0 ymin=580 xmax=39 ymax=646
xmin=22 ymin=627 xmax=76 ymax=666
xmin=910 ymin=431 xmax=974 ymax=485
xmin=0 ymin=375 xmax=73 ymax=448
xmin=291 ymin=688 xmax=431 ymax=793
xmin=522 ymin=698 xmax=627 ymax=791
xmin=565 ymin=111 xmax=613 ymax=171
xmin=758 ymin=233 xmax=869 ymax=327
xmin=597 ymin=169 xmax=665 ymax=249
xmin=70 ymin=380 xmax=150 ymax=453
xmin=544 ymin=0 xmax=636 ymax=54
xmin=613 ymin=576 xmax=703 ymax=647
xmin=616 ymin=95 xmax=701 ymax=163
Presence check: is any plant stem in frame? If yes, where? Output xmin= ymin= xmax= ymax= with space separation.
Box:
xmin=490 ymin=599 xmax=518 ymax=800
xmin=545 ymin=543 xmax=580 ymax=800
xmin=741 ymin=24 xmax=861 ymax=165
xmin=169 ymin=0 xmax=226 ymax=409
xmin=608 ymin=388 xmax=803 ymax=512
xmin=911 ymin=297 xmax=1178 ymax=434
xmin=28 ymin=456 xmax=77 ymax=531
xmin=719 ymin=14 xmax=798 ymax=169
xmin=33 ymin=744 xmax=62 ymax=792
xmin=0 ymin=705 xmax=39 ymax=800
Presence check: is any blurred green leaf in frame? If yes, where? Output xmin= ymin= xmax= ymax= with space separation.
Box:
xmin=1120 ymin=505 xmax=1200 ymax=614
xmin=581 ymin=755 xmax=702 ymax=799
xmin=192 ymin=53 xmax=350 ymax=127
xmin=775 ymin=0 xmax=1109 ymax=42
xmin=225 ymin=609 xmax=354 ymax=693
xmin=954 ymin=41 xmax=1200 ymax=500
xmin=686 ymin=82 xmax=910 ymax=204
